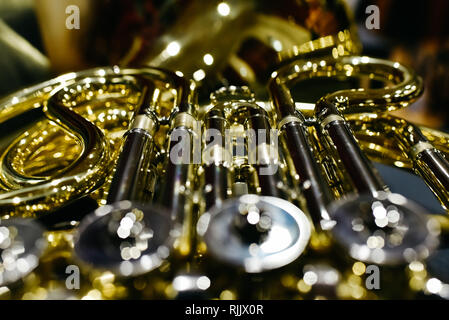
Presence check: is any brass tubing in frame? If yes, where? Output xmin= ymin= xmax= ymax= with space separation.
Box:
xmin=270 ymin=56 xmax=439 ymax=265
xmin=106 ymin=82 xmax=157 ymax=203
xmin=316 ymin=99 xmax=387 ymax=195
xmin=269 ymin=81 xmax=333 ymax=227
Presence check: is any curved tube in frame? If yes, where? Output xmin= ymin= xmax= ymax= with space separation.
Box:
xmin=74 ymin=69 xmax=197 ymax=278
xmin=0 ymin=67 xmax=192 ymax=218
xmin=274 ymin=55 xmax=423 ymax=114
xmin=346 ymin=113 xmax=449 ymax=212
xmin=270 ymin=56 xmax=439 ymax=265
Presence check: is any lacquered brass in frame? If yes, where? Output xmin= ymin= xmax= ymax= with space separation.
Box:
xmin=34 ymin=0 xmax=360 ymax=98
xmin=1 ymin=51 xmax=449 ymax=300
xmin=268 ymin=55 xmax=449 ymax=298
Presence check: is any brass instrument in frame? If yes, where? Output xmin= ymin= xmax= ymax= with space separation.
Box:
xmin=193 ymin=86 xmax=311 ymax=299
xmin=34 ymin=0 xmax=359 ymax=97
xmin=270 ymin=55 xmax=438 ymax=265
xmin=269 ymin=55 xmax=449 ymax=299
xmin=65 ymin=67 xmax=197 ymax=299
xmin=1 ymin=54 xmax=449 ymax=299
xmin=2 ymin=1 xmax=449 ymax=301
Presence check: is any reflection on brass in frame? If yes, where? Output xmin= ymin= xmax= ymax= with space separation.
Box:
xmin=1 ymin=56 xmax=449 ymax=299
xmin=1 ymin=0 xmax=449 ymax=301
xmin=35 ymin=0 xmax=360 ymax=97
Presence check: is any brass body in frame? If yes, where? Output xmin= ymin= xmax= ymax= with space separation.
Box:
xmin=1 ymin=0 xmax=448 ymax=300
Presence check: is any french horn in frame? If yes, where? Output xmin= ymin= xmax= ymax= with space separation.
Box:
xmin=1 ymin=0 xmax=449 ymax=300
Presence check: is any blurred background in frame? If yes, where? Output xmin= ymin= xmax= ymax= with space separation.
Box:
xmin=0 ymin=0 xmax=448 ymax=131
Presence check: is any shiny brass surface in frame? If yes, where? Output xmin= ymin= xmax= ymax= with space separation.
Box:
xmin=35 ymin=0 xmax=360 ymax=97
xmin=1 ymin=0 xmax=449 ymax=299
xmin=0 ymin=67 xmax=187 ymax=217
